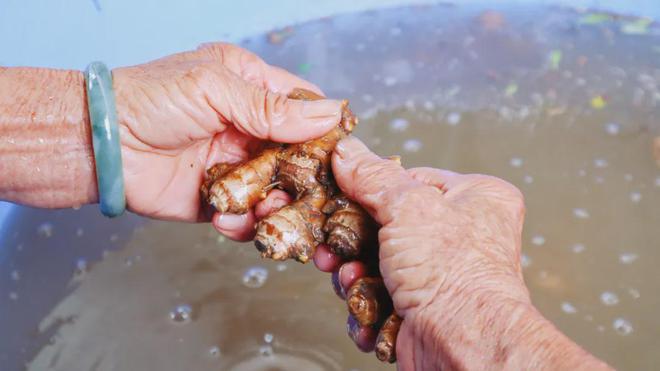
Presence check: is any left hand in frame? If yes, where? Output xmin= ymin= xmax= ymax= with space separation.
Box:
xmin=112 ymin=43 xmax=342 ymax=228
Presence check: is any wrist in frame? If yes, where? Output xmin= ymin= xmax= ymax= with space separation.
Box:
xmin=0 ymin=67 xmax=98 ymax=207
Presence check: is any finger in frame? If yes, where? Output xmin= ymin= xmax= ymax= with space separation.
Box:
xmin=254 ymin=189 xmax=291 ymax=219
xmin=212 ymin=211 xmax=256 ymax=241
xmin=332 ymin=137 xmax=423 ymax=225
xmin=198 ymin=42 xmax=324 ymax=95
xmin=313 ymin=244 xmax=343 ymax=273
xmin=347 ymin=315 xmax=377 ymax=352
xmin=339 ymin=260 xmax=368 ymax=295
xmin=207 ymin=66 xmax=343 ymax=143
xmin=204 ymin=127 xmax=254 ymax=169
xmin=331 ymin=270 xmax=344 ymax=299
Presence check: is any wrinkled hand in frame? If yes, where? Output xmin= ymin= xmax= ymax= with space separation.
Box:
xmin=112 ymin=43 xmax=342 ymax=223
xmin=313 ymin=137 xmax=529 ymax=370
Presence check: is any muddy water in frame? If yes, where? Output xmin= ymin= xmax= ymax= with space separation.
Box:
xmin=22 ymin=4 xmax=660 ymax=371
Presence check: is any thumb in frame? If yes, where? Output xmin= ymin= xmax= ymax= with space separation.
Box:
xmin=212 ymin=68 xmax=343 ymax=143
xmin=332 ymin=137 xmax=422 ymax=225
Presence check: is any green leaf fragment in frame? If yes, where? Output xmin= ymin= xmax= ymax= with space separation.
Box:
xmin=505 ymin=83 xmax=518 ymax=97
xmin=549 ymin=50 xmax=562 ymax=69
xmin=298 ymin=62 xmax=312 ymax=74
xmin=579 ymin=13 xmax=612 ymax=25
xmin=621 ymin=18 xmax=653 ymax=35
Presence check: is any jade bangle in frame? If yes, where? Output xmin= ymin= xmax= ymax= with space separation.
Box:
xmin=84 ymin=61 xmax=126 ymax=217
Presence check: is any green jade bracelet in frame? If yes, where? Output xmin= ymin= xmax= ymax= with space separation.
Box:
xmin=84 ymin=62 xmax=126 ymax=217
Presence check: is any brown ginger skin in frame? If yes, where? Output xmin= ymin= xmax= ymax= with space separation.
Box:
xmin=346 ymin=277 xmax=392 ymax=327
xmin=375 ymin=313 xmax=402 ymax=363
xmin=322 ymin=196 xmax=377 ymax=258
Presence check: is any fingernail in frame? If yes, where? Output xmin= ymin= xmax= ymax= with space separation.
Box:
xmin=347 ymin=315 xmax=360 ymax=342
xmin=301 ymin=99 xmax=343 ymax=119
xmin=332 ymin=270 xmax=345 ymax=299
xmin=215 ymin=213 xmax=248 ymax=231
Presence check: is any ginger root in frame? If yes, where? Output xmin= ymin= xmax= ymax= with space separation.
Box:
xmin=201 ymin=88 xmax=401 ymax=362
xmin=375 ymin=313 xmax=403 ymax=363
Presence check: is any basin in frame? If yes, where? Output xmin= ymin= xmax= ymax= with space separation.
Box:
xmin=1 ymin=1 xmax=659 ymax=370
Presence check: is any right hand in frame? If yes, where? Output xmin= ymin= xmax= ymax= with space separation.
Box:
xmin=315 ymin=137 xmax=529 ymax=370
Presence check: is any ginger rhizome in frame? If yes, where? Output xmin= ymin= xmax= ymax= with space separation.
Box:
xmin=201 ymin=88 xmax=400 ymax=362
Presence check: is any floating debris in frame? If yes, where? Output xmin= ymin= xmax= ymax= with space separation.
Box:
xmin=403 ymin=139 xmax=423 ymax=153
xmin=579 ymin=13 xmax=612 ymax=25
xmin=504 ymin=82 xmax=518 ymax=97
xmin=521 ymin=253 xmax=531 ymax=268
xmin=621 ymin=18 xmax=653 ymax=35
xmin=612 ymin=318 xmax=633 ymax=335
xmin=446 ymin=112 xmax=462 ymax=126
xmin=389 ymin=118 xmax=410 ymax=132
xmin=531 ymin=235 xmax=546 ymax=246
xmin=573 ymin=208 xmax=590 ymax=219
xmin=619 ymin=252 xmax=639 ymax=264
xmin=267 ymin=26 xmax=294 ymax=44
xmin=590 ymin=95 xmax=607 ymax=109
xmin=561 ymin=302 xmax=577 ymax=314
xmin=208 ymin=346 xmax=221 ymax=358
xmin=242 ymin=266 xmax=269 ymax=288
xmin=549 ymin=50 xmax=562 ymax=69
xmin=509 ymin=157 xmax=523 ymax=168
xmin=169 ymin=304 xmax=193 ymax=323
xmin=600 ymin=291 xmax=619 ymax=306
xmin=572 ymin=243 xmax=586 ymax=253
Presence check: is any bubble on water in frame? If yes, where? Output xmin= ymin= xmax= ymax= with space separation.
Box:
xmin=389 ymin=118 xmax=409 ymax=132
xmin=37 ymin=223 xmax=54 ymax=238
xmin=263 ymin=333 xmax=274 ymax=344
xmin=572 ymin=243 xmax=586 ymax=253
xmin=600 ymin=291 xmax=619 ymax=306
xmin=612 ymin=318 xmax=633 ymax=335
xmin=242 ymin=266 xmax=269 ymax=288
xmin=383 ymin=76 xmax=397 ymax=86
xmin=76 ymin=228 xmax=84 ymax=237
xmin=72 ymin=204 xmax=81 ymax=211
xmin=276 ymin=263 xmax=287 ymax=272
xmin=655 ymin=176 xmax=660 ymax=187
xmin=423 ymin=101 xmax=435 ymax=110
xmin=629 ymin=191 xmax=642 ymax=203
xmin=573 ymin=208 xmax=590 ymax=219
xmin=216 ymin=235 xmax=226 ymax=245
xmin=110 ymin=234 xmax=119 ymax=242
xmin=619 ymin=252 xmax=638 ymax=264
xmin=521 ymin=253 xmax=531 ymax=268
xmin=628 ymin=288 xmax=641 ymax=299
xmin=531 ymin=235 xmax=546 ymax=246
xmin=523 ymin=175 xmax=534 ymax=184
xmin=604 ymin=122 xmax=621 ymax=135
xmin=593 ymin=158 xmax=608 ymax=168
xmin=16 ymin=244 xmax=23 ymax=252
xmin=10 ymin=270 xmax=19 ymax=281
xmin=124 ymin=257 xmax=135 ymax=267
xmin=209 ymin=346 xmax=221 ymax=358
xmin=509 ymin=157 xmax=523 ymax=168
xmin=597 ymin=325 xmax=605 ymax=333
xmin=447 ymin=112 xmax=462 ymax=126
xmin=624 ymin=174 xmax=633 ymax=182
xmin=403 ymin=139 xmax=422 ymax=153
xmin=578 ymin=169 xmax=587 ymax=177
xmin=561 ymin=302 xmax=577 ymax=314
xmin=9 ymin=292 xmax=18 ymax=301
xmin=74 ymin=259 xmax=88 ymax=276
xmin=169 ymin=304 xmax=193 ymax=323
xmin=259 ymin=345 xmax=274 ymax=357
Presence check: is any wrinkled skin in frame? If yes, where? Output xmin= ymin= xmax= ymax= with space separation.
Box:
xmin=322 ymin=137 xmax=527 ymax=369
xmin=111 ymin=43 xmax=343 ymax=225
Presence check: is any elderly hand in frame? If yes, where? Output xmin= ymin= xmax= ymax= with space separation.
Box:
xmin=112 ymin=43 xmax=342 ymax=225
xmin=314 ymin=137 xmax=610 ymax=370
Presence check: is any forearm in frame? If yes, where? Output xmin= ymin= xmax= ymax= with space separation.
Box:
xmin=418 ymin=285 xmax=612 ymax=371
xmin=0 ymin=67 xmax=97 ymax=208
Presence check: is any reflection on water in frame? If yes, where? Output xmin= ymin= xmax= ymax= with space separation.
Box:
xmin=19 ymin=3 xmax=660 ymax=371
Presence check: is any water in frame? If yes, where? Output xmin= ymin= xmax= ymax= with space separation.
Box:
xmin=169 ymin=304 xmax=193 ymax=323
xmin=14 ymin=4 xmax=660 ymax=371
